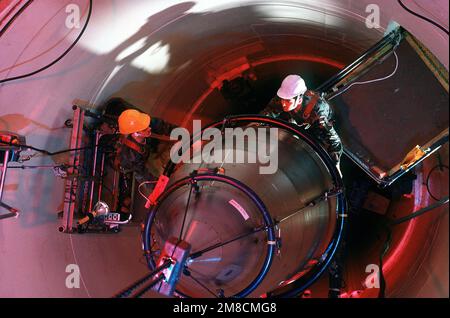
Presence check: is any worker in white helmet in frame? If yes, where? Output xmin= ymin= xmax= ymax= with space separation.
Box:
xmin=261 ymin=74 xmax=343 ymax=165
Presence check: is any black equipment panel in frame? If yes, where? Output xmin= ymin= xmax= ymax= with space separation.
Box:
xmin=331 ymin=36 xmax=448 ymax=174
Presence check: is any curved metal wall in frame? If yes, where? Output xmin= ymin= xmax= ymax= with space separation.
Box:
xmin=0 ymin=0 xmax=447 ymax=297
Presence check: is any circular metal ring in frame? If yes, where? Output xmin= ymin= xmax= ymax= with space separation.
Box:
xmin=143 ymin=173 xmax=276 ymax=298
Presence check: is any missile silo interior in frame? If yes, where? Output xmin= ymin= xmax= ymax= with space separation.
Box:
xmin=0 ymin=0 xmax=448 ymax=298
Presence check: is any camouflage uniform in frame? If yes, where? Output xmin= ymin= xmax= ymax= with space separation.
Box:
xmin=261 ymin=90 xmax=343 ymax=162
xmin=115 ymin=117 xmax=176 ymax=216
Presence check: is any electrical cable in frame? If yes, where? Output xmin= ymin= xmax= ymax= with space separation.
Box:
xmin=331 ymin=51 xmax=399 ymax=100
xmin=178 ymin=183 xmax=194 ymax=241
xmin=0 ymin=0 xmax=93 ymax=84
xmin=184 ymin=268 xmax=219 ymax=298
xmin=0 ymin=139 xmax=95 ymax=156
xmin=390 ymin=196 xmax=449 ymax=226
xmin=378 ymin=195 xmax=449 ymax=297
xmin=138 ymin=180 xmax=157 ymax=202
xmin=426 ymin=164 xmax=449 ymax=201
xmin=398 ymin=0 xmax=449 ymax=36
xmin=1 ymin=134 xmax=174 ymax=157
xmin=68 ymin=233 xmax=92 ymax=298
xmin=132 ymin=275 xmax=165 ymax=298
xmin=188 ymin=225 xmax=268 ymax=260
xmin=7 ymin=164 xmax=72 ymax=169
xmin=114 ymin=259 xmax=172 ymax=298
xmin=0 ymin=0 xmax=34 ymax=38
xmin=378 ymin=227 xmax=391 ymax=298
xmin=412 ymin=0 xmax=448 ymax=26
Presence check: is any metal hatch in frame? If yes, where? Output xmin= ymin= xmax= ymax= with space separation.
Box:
xmin=318 ymin=26 xmax=449 ymax=187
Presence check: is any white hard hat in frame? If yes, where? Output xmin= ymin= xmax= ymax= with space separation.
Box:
xmin=277 ymin=75 xmax=307 ymax=99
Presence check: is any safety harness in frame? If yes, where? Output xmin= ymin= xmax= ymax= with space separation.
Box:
xmin=120 ymin=135 xmax=147 ymax=155
xmin=301 ymin=91 xmax=320 ymax=121
xmin=114 ymin=135 xmax=147 ymax=170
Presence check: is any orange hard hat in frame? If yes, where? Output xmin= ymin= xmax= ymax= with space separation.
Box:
xmin=118 ymin=109 xmax=151 ymax=134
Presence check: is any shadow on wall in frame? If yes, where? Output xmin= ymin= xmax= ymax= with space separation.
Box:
xmin=0 ymin=114 xmax=65 ymax=132
xmin=0 ymin=111 xmax=73 ymax=166
xmin=91 ymin=2 xmax=197 ymax=110
xmin=0 ymin=112 xmax=70 ymax=228
xmin=0 ymin=166 xmax=65 ymax=229
xmin=102 ymin=2 xmax=267 ymax=118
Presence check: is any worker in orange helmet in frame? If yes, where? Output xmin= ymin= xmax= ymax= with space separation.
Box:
xmin=115 ymin=106 xmax=176 ymax=218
